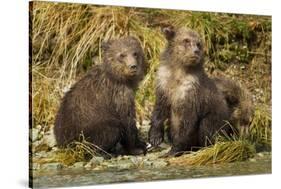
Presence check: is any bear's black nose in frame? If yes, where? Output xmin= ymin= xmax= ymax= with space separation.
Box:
xmin=130 ymin=65 xmax=137 ymax=70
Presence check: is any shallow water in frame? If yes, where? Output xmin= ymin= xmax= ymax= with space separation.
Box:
xmin=31 ymin=153 xmax=271 ymax=188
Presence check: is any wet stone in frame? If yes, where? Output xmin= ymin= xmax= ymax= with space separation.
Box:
xmin=32 ymin=163 xmax=41 ymax=170
xmin=143 ymin=160 xmax=168 ymax=168
xmin=143 ymin=160 xmax=153 ymax=167
xmin=35 ymin=151 xmax=49 ymax=158
xmin=41 ymin=129 xmax=57 ymax=148
xmin=249 ymin=158 xmax=257 ymax=162
xmin=84 ymin=156 xmax=104 ymax=168
xmin=41 ymin=163 xmax=63 ymax=170
xmin=36 ymin=125 xmax=42 ymax=130
xmin=90 ymin=156 xmax=104 ymax=164
xmin=32 ymin=128 xmax=40 ymax=142
xmin=118 ymin=161 xmax=134 ymax=170
xmin=153 ymin=160 xmax=168 ymax=168
xmin=142 ymin=120 xmax=150 ymax=126
xmin=73 ymin=162 xmax=85 ymax=168
xmin=104 ymin=159 xmax=134 ymax=170
xmin=92 ymin=166 xmax=104 ymax=171
xmin=130 ymin=156 xmax=143 ymax=165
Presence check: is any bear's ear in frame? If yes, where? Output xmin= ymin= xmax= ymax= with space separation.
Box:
xmin=101 ymin=40 xmax=113 ymax=52
xmin=162 ymin=26 xmax=175 ymax=40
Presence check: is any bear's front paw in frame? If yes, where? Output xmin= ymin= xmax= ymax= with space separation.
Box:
xmin=128 ymin=141 xmax=147 ymax=156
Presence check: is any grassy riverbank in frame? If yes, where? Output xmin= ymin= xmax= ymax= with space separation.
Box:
xmin=30 ymin=1 xmax=271 ymax=166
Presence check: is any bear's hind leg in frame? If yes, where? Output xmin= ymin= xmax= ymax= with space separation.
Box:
xmin=198 ymin=115 xmax=231 ymax=147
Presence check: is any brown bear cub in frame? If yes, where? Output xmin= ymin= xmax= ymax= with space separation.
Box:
xmin=148 ymin=27 xmax=232 ymax=157
xmin=54 ymin=36 xmax=147 ymax=156
xmin=213 ymin=76 xmax=254 ymax=135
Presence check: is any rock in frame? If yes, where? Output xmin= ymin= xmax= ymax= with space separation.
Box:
xmin=92 ymin=166 xmax=103 ymax=171
xmin=257 ymin=153 xmax=265 ymax=157
xmin=34 ymin=143 xmax=51 ymax=152
xmin=249 ymin=158 xmax=257 ymax=162
xmin=84 ymin=163 xmax=92 ymax=169
xmin=120 ymin=155 xmax=130 ymax=160
xmin=84 ymin=156 xmax=104 ymax=168
xmin=152 ymin=160 xmax=168 ymax=168
xmin=32 ymin=141 xmax=41 ymax=153
xmin=136 ymin=122 xmax=141 ymax=128
xmin=41 ymin=163 xmax=63 ymax=170
xmin=90 ymin=156 xmax=104 ymax=164
xmin=35 ymin=151 xmax=49 ymax=158
xmin=130 ymin=156 xmax=143 ymax=165
xmin=31 ymin=128 xmax=40 ymax=142
xmin=41 ymin=129 xmax=57 ymax=148
xmin=143 ymin=160 xmax=153 ymax=167
xmin=142 ymin=120 xmax=150 ymax=126
xmin=52 ymin=147 xmax=59 ymax=151
xmin=102 ymin=159 xmax=134 ymax=170
xmin=111 ymin=160 xmax=134 ymax=170
xmin=159 ymin=143 xmax=170 ymax=149
xmin=145 ymin=153 xmax=158 ymax=161
xmin=73 ymin=162 xmax=85 ymax=168
xmin=118 ymin=161 xmax=134 ymax=170
xmin=143 ymin=159 xmax=168 ymax=168
xmin=32 ymin=163 xmax=41 ymax=170
xmin=36 ymin=125 xmax=42 ymax=130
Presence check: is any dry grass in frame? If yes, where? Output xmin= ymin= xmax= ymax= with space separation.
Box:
xmin=168 ymin=105 xmax=271 ymax=166
xmin=248 ymin=105 xmax=271 ymax=148
xmin=30 ymin=1 xmax=272 ymax=165
xmin=169 ymin=140 xmax=255 ymax=166
xmin=33 ymin=135 xmax=106 ymax=166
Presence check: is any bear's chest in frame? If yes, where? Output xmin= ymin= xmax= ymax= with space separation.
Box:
xmin=113 ymin=86 xmax=135 ymax=115
xmin=171 ymin=77 xmax=197 ymax=104
xmin=157 ymin=65 xmax=199 ymax=105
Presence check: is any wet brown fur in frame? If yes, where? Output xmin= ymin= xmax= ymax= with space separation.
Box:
xmin=148 ymin=27 xmax=232 ymax=156
xmin=213 ymin=76 xmax=254 ymax=133
xmin=54 ymin=36 xmax=147 ymax=156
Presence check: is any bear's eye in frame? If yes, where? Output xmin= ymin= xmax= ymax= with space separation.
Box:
xmin=197 ymin=42 xmax=202 ymax=49
xmin=119 ymin=53 xmax=127 ymax=58
xmin=133 ymin=52 xmax=138 ymax=58
xmin=183 ymin=38 xmax=191 ymax=44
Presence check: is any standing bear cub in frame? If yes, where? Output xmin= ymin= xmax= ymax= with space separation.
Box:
xmin=54 ymin=36 xmax=147 ymax=156
xmin=148 ymin=27 xmax=232 ymax=157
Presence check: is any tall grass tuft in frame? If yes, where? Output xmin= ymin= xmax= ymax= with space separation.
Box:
xmin=169 ymin=140 xmax=255 ymax=166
